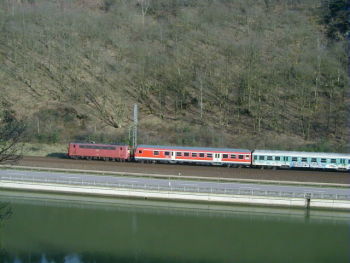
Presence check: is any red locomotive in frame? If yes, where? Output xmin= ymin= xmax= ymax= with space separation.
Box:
xmin=67 ymin=142 xmax=130 ymax=161
xmin=134 ymin=145 xmax=251 ymax=166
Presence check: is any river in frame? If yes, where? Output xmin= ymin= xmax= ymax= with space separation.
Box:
xmin=0 ymin=190 xmax=349 ymax=263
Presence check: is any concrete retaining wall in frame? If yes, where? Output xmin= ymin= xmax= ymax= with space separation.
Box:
xmin=1 ymin=180 xmax=349 ymax=210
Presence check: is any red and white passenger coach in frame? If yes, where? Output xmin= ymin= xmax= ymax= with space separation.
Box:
xmin=68 ymin=142 xmax=130 ymax=161
xmin=134 ymin=145 xmax=251 ymax=166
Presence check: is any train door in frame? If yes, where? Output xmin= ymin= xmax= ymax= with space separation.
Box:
xmin=213 ymin=153 xmax=221 ymax=163
xmin=282 ymin=156 xmax=289 ymax=168
xmin=71 ymin=144 xmax=77 ymax=155
xmin=171 ymin=152 xmax=176 ymax=161
xmin=339 ymin=159 xmax=346 ymax=170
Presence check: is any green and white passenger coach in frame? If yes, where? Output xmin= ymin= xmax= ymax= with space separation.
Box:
xmin=252 ymin=150 xmax=350 ymax=171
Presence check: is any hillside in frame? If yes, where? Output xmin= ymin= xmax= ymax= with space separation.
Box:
xmin=0 ymin=0 xmax=349 ymax=152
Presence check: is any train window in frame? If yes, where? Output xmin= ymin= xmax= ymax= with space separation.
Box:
xmin=245 ymin=155 xmax=250 ymax=160
xmin=275 ymin=156 xmax=280 ymax=161
xmin=254 ymin=156 xmax=257 ymax=160
xmin=231 ymin=154 xmax=236 ymax=159
xmin=259 ymin=156 xmax=264 ymax=160
xmin=199 ymin=153 xmax=205 ymax=158
xmin=138 ymin=150 xmax=143 ymax=154
xmin=238 ymin=155 xmax=243 ymax=159
xmin=301 ymin=157 xmax=307 ymax=162
xmin=267 ymin=156 xmax=272 ymax=160
xmin=292 ymin=157 xmax=298 ymax=162
xmin=184 ymin=152 xmax=190 ymax=157
xmin=165 ymin=152 xmax=170 ymax=156
xmin=207 ymin=153 xmax=213 ymax=158
xmin=192 ymin=153 xmax=197 ymax=157
xmin=331 ymin=159 xmax=336 ymax=164
xmin=283 ymin=156 xmax=288 ymax=161
xmin=176 ymin=152 xmax=182 ymax=156
xmin=223 ymin=154 xmax=228 ymax=158
xmin=311 ymin=158 xmax=317 ymax=162
xmin=321 ymin=158 xmax=327 ymax=163
xmin=348 ymin=160 xmax=350 ymax=164
xmin=154 ymin=151 xmax=159 ymax=156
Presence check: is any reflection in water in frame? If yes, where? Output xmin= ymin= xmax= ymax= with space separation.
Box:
xmin=0 ymin=203 xmax=12 ymax=222
xmin=3 ymin=253 xmax=83 ymax=263
xmin=64 ymin=254 xmax=82 ymax=263
xmin=40 ymin=254 xmax=49 ymax=263
xmin=0 ymin=203 xmax=12 ymax=263
xmin=0 ymin=191 xmax=349 ymax=263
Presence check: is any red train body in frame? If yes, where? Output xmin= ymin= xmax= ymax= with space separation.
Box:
xmin=67 ymin=142 xmax=350 ymax=171
xmin=67 ymin=142 xmax=130 ymax=161
xmin=134 ymin=145 xmax=251 ymax=166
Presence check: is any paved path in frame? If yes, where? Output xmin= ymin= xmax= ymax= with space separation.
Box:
xmin=1 ymin=169 xmax=349 ymax=200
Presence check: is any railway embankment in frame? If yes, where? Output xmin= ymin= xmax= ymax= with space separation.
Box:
xmin=0 ymin=166 xmax=349 ymax=210
xmin=17 ymin=156 xmax=350 ymax=185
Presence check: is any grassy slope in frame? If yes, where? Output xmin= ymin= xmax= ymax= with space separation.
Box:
xmin=0 ymin=0 xmax=348 ymax=153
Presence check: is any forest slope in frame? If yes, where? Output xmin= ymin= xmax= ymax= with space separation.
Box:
xmin=0 ymin=0 xmax=349 ymax=151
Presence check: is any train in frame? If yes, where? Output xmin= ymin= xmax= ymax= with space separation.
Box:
xmin=67 ymin=142 xmax=350 ymax=171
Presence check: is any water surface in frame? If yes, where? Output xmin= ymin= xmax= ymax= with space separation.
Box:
xmin=0 ymin=191 xmax=349 ymax=263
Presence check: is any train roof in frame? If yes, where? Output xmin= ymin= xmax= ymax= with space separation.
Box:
xmin=252 ymin=150 xmax=350 ymax=159
xmin=136 ymin=145 xmax=251 ymax=153
xmin=70 ymin=142 xmax=128 ymax=146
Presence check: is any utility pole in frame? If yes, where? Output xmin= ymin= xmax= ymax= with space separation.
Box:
xmin=133 ymin=104 xmax=138 ymax=148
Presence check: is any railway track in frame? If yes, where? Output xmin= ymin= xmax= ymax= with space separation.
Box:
xmin=9 ymin=156 xmax=350 ymax=185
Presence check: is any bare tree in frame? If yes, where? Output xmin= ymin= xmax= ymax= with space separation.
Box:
xmin=0 ymin=121 xmax=25 ymax=164
xmin=84 ymin=88 xmax=129 ymax=129
xmin=136 ymin=0 xmax=151 ymax=25
xmin=0 ymin=104 xmax=25 ymax=164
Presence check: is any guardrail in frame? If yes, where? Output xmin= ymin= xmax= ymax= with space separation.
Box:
xmin=1 ymin=171 xmax=349 ymax=201
xmin=1 ymin=165 xmax=349 ymax=188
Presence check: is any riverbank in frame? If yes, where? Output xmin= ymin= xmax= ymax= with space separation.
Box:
xmin=1 ymin=177 xmax=349 ymax=210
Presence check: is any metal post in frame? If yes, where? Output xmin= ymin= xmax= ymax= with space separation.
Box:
xmin=305 ymin=193 xmax=311 ymax=209
xmin=133 ymin=104 xmax=138 ymax=148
